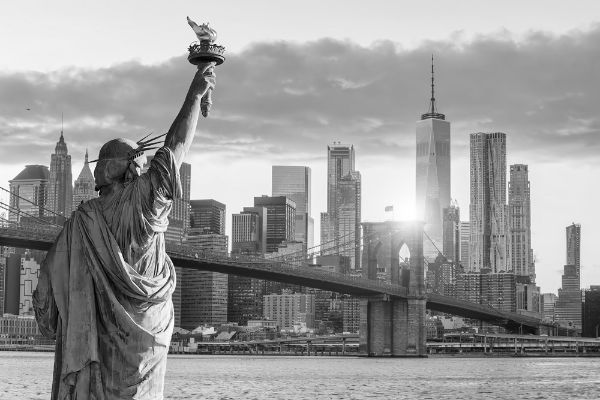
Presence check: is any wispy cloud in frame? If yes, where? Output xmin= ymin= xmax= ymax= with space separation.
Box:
xmin=0 ymin=25 xmax=598 ymax=166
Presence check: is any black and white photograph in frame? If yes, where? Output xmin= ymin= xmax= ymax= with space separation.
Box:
xmin=0 ymin=1 xmax=599 ymax=398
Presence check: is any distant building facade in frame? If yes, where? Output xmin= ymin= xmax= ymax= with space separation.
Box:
xmin=182 ymin=232 xmax=229 ymax=329
xmin=229 ymin=206 xmax=268 ymax=326
xmin=72 ymin=150 xmax=97 ymax=210
xmin=19 ymin=251 xmax=45 ymax=316
xmin=540 ymin=293 xmax=558 ymax=321
xmin=8 ymin=165 xmax=50 ymax=223
xmin=426 ymin=254 xmax=456 ymax=297
xmin=342 ymin=297 xmax=360 ymax=333
xmin=189 ymin=199 xmax=225 ymax=236
xmin=263 ymin=291 xmax=315 ymax=331
xmin=583 ymin=286 xmax=600 ymax=338
xmin=554 ymin=264 xmax=581 ymax=328
xmin=231 ymin=207 xmax=267 ymax=255
xmin=442 ymin=203 xmax=460 ymax=263
xmin=516 ymin=282 xmax=541 ymax=317
xmin=455 ymin=273 xmax=516 ymax=313
xmin=459 ymin=221 xmax=470 ymax=269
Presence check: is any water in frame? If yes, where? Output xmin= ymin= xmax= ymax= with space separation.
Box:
xmin=1 ymin=352 xmax=599 ymax=399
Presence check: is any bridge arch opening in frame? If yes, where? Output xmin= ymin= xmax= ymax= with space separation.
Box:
xmin=398 ymin=243 xmax=411 ymax=264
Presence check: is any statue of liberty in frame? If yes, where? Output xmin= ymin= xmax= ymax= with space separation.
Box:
xmin=33 ymin=22 xmax=217 ymax=399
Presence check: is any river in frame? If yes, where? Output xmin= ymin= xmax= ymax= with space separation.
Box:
xmin=1 ymin=352 xmax=599 ymax=399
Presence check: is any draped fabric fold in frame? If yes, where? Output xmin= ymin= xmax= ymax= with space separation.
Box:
xmin=33 ymin=147 xmax=180 ymax=400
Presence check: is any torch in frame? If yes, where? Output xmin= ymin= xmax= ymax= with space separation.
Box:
xmin=187 ymin=17 xmax=225 ymax=117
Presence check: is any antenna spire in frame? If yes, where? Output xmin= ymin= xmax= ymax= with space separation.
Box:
xmin=421 ymin=54 xmax=445 ymax=120
xmin=430 ymin=54 xmax=435 ymax=114
xmin=60 ymin=112 xmax=64 ymax=139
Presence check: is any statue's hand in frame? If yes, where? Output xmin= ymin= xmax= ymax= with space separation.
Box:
xmin=195 ymin=62 xmax=216 ymax=99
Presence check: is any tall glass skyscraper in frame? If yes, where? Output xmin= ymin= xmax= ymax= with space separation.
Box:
xmin=335 ymin=171 xmax=361 ymax=269
xmin=272 ymin=166 xmax=313 ymax=249
xmin=254 ymin=196 xmax=296 ymax=253
xmin=508 ymin=164 xmax=533 ymax=279
xmin=415 ymin=57 xmax=451 ymax=252
xmin=566 ymin=223 xmax=581 ymax=274
xmin=442 ymin=203 xmax=460 ymax=263
xmin=327 ymin=143 xmax=355 ymax=219
xmin=322 ymin=143 xmax=361 ymax=269
xmin=469 ymin=132 xmax=508 ymax=273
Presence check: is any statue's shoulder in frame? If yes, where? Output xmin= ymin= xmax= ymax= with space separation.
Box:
xmin=74 ymin=198 xmax=103 ymax=217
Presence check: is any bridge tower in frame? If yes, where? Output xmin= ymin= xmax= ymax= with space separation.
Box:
xmin=360 ymin=221 xmax=427 ymax=357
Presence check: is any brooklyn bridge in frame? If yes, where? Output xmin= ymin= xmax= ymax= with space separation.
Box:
xmin=0 ymin=188 xmax=554 ymax=357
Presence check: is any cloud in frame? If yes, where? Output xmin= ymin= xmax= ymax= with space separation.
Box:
xmin=0 ymin=25 xmax=599 ymax=167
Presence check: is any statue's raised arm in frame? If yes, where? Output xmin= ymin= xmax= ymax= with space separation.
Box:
xmin=164 ymin=62 xmax=215 ymax=168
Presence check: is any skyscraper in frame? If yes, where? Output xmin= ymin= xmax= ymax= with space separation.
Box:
xmin=229 ymin=206 xmax=268 ymax=325
xmin=469 ymin=132 xmax=508 ymax=273
xmin=47 ymin=131 xmax=72 ymax=222
xmin=442 ymin=203 xmax=460 ymax=263
xmin=183 ymin=233 xmax=228 ymax=329
xmin=183 ymin=199 xmax=229 ymax=329
xmin=566 ymin=223 xmax=581 ymax=274
xmin=254 ymin=196 xmax=296 ymax=253
xmin=8 ymin=165 xmax=49 ymax=224
xmin=555 ymin=264 xmax=581 ymax=328
xmin=72 ymin=150 xmax=97 ymax=211
xmin=272 ymin=166 xmax=313 ymax=249
xmin=508 ymin=164 xmax=532 ymax=279
xmin=554 ymin=222 xmax=582 ymax=329
xmin=335 ymin=171 xmax=361 ymax=269
xmin=327 ymin=143 xmax=355 ymax=220
xmin=415 ymin=57 xmax=451 ymax=250
xmin=322 ymin=143 xmax=361 ymax=265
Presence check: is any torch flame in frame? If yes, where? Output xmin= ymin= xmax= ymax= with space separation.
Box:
xmin=187 ymin=16 xmax=218 ymax=43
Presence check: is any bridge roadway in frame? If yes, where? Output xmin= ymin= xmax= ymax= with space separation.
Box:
xmin=0 ymin=224 xmax=547 ymax=332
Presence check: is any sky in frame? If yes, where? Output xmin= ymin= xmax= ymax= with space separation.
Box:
xmin=0 ymin=0 xmax=599 ymax=294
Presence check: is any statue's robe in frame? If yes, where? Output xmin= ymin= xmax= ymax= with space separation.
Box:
xmin=33 ymin=147 xmax=180 ymax=400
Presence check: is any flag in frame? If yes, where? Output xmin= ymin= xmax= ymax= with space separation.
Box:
xmin=385 ymin=205 xmax=394 ymax=212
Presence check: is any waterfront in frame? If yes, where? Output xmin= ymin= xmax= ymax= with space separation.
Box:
xmin=1 ymin=352 xmax=599 ymax=399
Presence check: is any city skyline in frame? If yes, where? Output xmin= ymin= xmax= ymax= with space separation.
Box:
xmin=0 ymin=1 xmax=598 ymax=294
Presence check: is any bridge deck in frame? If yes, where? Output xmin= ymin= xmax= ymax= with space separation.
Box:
xmin=0 ymin=225 xmax=548 ymax=331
